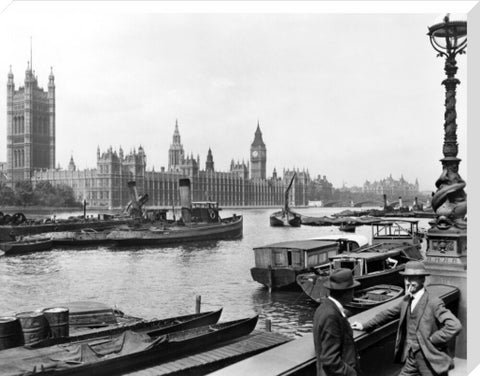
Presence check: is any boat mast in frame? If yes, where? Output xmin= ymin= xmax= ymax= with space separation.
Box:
xmin=284 ymin=172 xmax=296 ymax=213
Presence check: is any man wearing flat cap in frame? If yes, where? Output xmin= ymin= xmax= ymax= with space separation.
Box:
xmin=351 ymin=261 xmax=462 ymax=376
xmin=313 ymin=268 xmax=362 ymax=376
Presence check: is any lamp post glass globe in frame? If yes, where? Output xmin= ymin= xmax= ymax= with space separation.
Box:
xmin=428 ymin=13 xmax=467 ymax=57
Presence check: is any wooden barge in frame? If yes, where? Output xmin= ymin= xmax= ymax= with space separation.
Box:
xmin=251 ymin=235 xmax=368 ymax=291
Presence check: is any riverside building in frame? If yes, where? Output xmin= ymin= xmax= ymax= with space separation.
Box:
xmin=31 ymin=122 xmax=312 ymax=209
xmin=3 ymin=65 xmax=333 ymax=209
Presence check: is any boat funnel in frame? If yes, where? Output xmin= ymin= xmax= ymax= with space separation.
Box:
xmin=383 ymin=194 xmax=388 ymax=208
xmin=398 ymin=196 xmax=403 ymax=208
xmin=179 ymin=178 xmax=192 ymax=223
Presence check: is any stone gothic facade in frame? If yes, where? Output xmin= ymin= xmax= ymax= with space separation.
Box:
xmin=32 ymin=122 xmax=310 ymax=209
xmin=3 ymin=65 xmax=331 ymax=209
xmin=6 ymin=64 xmax=55 ymax=184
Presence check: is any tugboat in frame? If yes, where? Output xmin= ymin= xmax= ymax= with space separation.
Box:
xmin=106 ymin=178 xmax=243 ymax=246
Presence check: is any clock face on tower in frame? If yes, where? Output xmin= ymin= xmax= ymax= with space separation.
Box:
xmin=252 ymin=150 xmax=258 ymax=158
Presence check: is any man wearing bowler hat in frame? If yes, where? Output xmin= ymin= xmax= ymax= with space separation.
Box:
xmin=351 ymin=261 xmax=461 ymax=376
xmin=313 ymin=268 xmax=362 ymax=376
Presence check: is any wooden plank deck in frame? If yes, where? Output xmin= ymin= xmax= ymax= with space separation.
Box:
xmin=123 ymin=330 xmax=291 ymax=376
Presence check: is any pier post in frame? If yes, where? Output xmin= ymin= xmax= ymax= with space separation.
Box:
xmin=265 ymin=319 xmax=272 ymax=332
xmin=195 ymin=295 xmax=201 ymax=313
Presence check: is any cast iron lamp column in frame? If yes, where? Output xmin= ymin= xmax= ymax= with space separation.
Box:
xmin=425 ymin=13 xmax=467 ymax=359
xmin=428 ymin=14 xmax=467 ymax=235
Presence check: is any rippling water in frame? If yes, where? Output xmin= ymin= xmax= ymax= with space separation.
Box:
xmin=0 ymin=208 xmax=430 ymax=338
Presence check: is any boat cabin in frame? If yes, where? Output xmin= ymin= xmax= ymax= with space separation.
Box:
xmin=371 ymin=219 xmax=421 ymax=245
xmin=327 ymin=240 xmax=423 ymax=277
xmin=190 ymin=202 xmax=221 ymax=223
xmin=329 ymin=249 xmax=404 ymax=277
xmin=253 ymin=237 xmax=366 ymax=271
xmin=143 ymin=209 xmax=169 ymax=222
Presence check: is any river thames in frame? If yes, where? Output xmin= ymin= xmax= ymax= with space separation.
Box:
xmin=0 ymin=207 xmax=430 ymax=338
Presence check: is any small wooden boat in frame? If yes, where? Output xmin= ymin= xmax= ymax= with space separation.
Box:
xmin=270 ymin=173 xmax=301 ymax=227
xmin=0 ymin=316 xmax=258 ymax=376
xmin=0 ymin=237 xmax=53 ymax=254
xmin=30 ymin=308 xmax=223 ymax=348
xmin=339 ymin=222 xmax=356 ymax=233
xmin=251 ymin=235 xmax=368 ymax=291
xmin=344 ymin=284 xmax=404 ymax=315
xmin=269 ymin=210 xmax=302 ymax=227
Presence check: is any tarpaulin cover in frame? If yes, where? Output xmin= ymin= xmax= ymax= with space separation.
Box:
xmin=0 ymin=330 xmax=167 ymax=376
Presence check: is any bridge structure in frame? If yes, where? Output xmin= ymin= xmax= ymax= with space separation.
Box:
xmin=322 ymin=199 xmax=428 ymax=208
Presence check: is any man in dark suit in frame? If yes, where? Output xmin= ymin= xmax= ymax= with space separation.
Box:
xmin=351 ymin=261 xmax=462 ymax=376
xmin=313 ymin=268 xmax=362 ymax=376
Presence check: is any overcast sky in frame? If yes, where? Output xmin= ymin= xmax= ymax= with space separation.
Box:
xmin=0 ymin=2 xmax=473 ymax=191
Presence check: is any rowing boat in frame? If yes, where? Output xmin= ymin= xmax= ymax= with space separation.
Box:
xmin=0 ymin=316 xmax=258 ymax=376
xmin=30 ymin=308 xmax=223 ymax=349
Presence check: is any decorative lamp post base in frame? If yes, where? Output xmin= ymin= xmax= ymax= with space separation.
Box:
xmin=425 ymin=228 xmax=467 ymax=359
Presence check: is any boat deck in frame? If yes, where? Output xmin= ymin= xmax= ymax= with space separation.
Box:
xmin=123 ymin=330 xmax=291 ymax=376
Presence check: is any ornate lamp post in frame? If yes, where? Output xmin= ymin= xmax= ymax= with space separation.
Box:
xmin=426 ymin=13 xmax=467 ymax=358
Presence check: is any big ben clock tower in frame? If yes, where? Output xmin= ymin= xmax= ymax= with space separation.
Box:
xmin=250 ymin=121 xmax=267 ymax=180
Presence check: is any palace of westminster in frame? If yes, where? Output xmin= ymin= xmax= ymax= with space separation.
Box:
xmin=1 ymin=63 xmax=419 ymax=209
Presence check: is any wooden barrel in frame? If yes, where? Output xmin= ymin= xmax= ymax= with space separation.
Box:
xmin=15 ymin=311 xmax=49 ymax=345
xmin=43 ymin=307 xmax=69 ymax=338
xmin=0 ymin=316 xmax=23 ymax=350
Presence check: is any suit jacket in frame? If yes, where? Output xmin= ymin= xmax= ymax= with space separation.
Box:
xmin=362 ymin=289 xmax=462 ymax=375
xmin=313 ymin=298 xmax=361 ymax=376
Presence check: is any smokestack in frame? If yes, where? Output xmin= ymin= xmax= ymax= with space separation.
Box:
xmin=398 ymin=196 xmax=403 ymax=208
xmin=414 ymin=197 xmax=419 ymax=206
xmin=179 ymin=178 xmax=192 ymax=223
xmin=383 ymin=194 xmax=388 ymax=208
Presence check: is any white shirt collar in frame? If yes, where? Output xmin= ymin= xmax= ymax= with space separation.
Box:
xmin=410 ymin=287 xmax=425 ymax=311
xmin=328 ymin=296 xmax=346 ymax=317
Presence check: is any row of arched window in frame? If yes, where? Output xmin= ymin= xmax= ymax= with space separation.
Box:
xmin=12 ymin=116 xmax=50 ymax=135
xmin=13 ymin=116 xmax=25 ymax=134
xmin=13 ymin=149 xmax=25 ymax=167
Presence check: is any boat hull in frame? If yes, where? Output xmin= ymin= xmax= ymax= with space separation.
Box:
xmin=0 ymin=218 xmax=133 ymax=242
xmin=269 ymin=211 xmax=301 ymax=227
xmin=250 ymin=267 xmax=301 ymax=290
xmin=339 ymin=224 xmax=356 ymax=233
xmin=107 ymin=216 xmax=243 ymax=246
xmin=296 ymin=264 xmax=406 ymax=303
xmin=0 ymin=239 xmax=53 ymax=254
xmin=31 ymin=308 xmax=223 ymax=348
